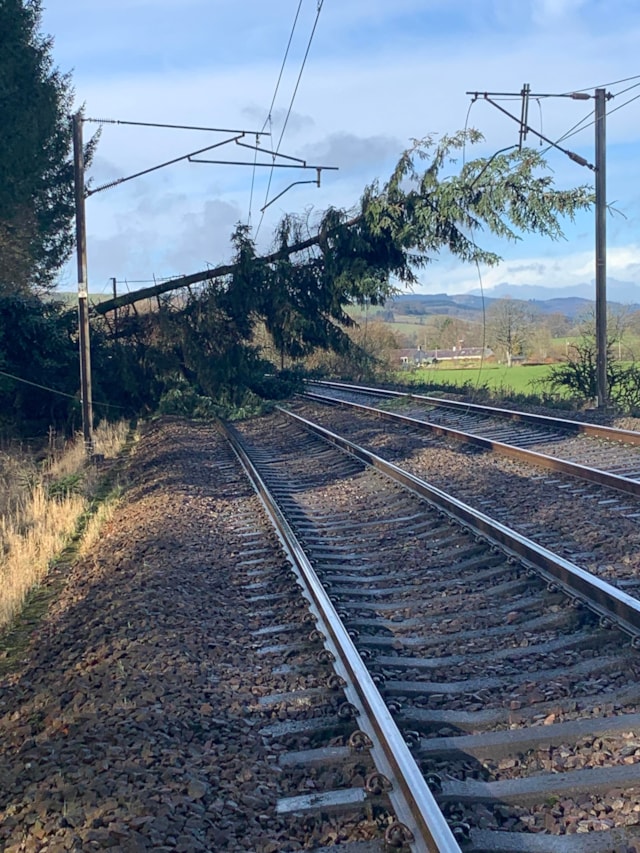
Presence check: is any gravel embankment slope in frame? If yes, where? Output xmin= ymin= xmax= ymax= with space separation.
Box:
xmin=0 ymin=419 xmax=289 ymax=853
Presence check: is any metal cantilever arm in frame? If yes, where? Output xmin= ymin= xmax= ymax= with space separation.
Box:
xmin=236 ymin=138 xmax=308 ymax=164
xmin=87 ymin=134 xmax=246 ymax=196
xmin=189 ymin=138 xmax=339 ymax=174
xmin=261 ymin=168 xmax=330 ymax=212
xmin=188 ymin=134 xmax=339 ymax=210
xmin=261 ymin=179 xmax=318 ymax=212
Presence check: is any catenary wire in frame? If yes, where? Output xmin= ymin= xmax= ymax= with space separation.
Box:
xmin=462 ymin=98 xmax=489 ymax=390
xmin=248 ymin=0 xmax=304 ymax=225
xmin=550 ymin=84 xmax=640 ymax=145
xmin=274 ymin=1 xmax=324 ymax=156
xmin=607 ymin=88 xmax=640 ymax=117
xmin=539 ymin=109 xmax=595 ymax=156
xmin=0 ymin=369 xmax=126 ymax=410
xmin=539 ymin=80 xmax=640 ymax=156
xmin=562 ymin=73 xmax=640 ymax=96
xmin=256 ymin=0 xmax=325 ymax=238
xmin=609 ymin=79 xmax=640 ymax=99
xmin=262 ymin=0 xmax=304 ymax=134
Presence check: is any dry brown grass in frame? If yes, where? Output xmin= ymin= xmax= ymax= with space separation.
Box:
xmin=0 ymin=420 xmax=131 ymax=630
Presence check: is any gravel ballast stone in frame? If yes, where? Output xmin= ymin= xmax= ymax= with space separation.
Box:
xmin=0 ymin=419 xmax=302 ymax=852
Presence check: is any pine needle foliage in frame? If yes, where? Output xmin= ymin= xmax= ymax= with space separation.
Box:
xmin=0 ymin=0 xmax=79 ymax=290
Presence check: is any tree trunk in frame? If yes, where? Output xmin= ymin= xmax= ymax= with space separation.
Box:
xmin=92 ymin=215 xmax=361 ymax=317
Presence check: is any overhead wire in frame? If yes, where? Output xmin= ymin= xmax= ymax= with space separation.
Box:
xmin=607 ymin=88 xmax=640 ymax=118
xmin=274 ymin=1 xmax=324 ymax=157
xmin=609 ymin=78 xmax=640 ymax=99
xmin=256 ymin=0 xmax=325 ymax=239
xmin=248 ymin=0 xmax=304 ymax=225
xmin=462 ymin=91 xmax=551 ymax=384
xmin=562 ymin=73 xmax=640 ymax=95
xmin=0 ymin=369 xmax=126 ymax=410
xmin=457 ymin=73 xmax=640 ymax=383
xmin=262 ymin=0 xmax=304 ymax=134
xmin=539 ymin=109 xmax=595 ymax=155
xmin=462 ymin=99 xmax=489 ymax=392
xmin=247 ymin=136 xmax=260 ymax=227
xmin=540 ymin=80 xmax=640 ymax=155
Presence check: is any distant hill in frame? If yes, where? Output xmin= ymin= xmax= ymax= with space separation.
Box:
xmin=524 ymin=297 xmax=598 ymax=317
xmin=468 ymin=279 xmax=640 ymax=305
xmin=387 ymin=290 xmax=640 ymax=321
xmin=52 ymin=286 xmax=640 ymax=323
xmin=388 ymin=292 xmax=495 ymax=320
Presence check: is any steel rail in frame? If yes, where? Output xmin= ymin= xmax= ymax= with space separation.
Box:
xmin=278 ymin=406 xmax=640 ymax=640
xmin=306 ymin=379 xmax=640 ymax=446
xmin=303 ymin=391 xmax=640 ymax=498
xmin=218 ymin=420 xmax=461 ymax=853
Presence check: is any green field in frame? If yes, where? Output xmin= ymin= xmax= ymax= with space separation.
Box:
xmin=400 ymin=363 xmax=558 ymax=395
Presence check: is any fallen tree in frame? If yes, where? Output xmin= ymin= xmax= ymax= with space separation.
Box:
xmin=92 ymin=131 xmax=594 ymax=318
xmin=92 ymin=221 xmax=358 ymax=316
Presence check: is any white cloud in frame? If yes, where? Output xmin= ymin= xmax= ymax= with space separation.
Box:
xmin=163 ymin=198 xmax=244 ymax=271
xmin=303 ymin=132 xmax=403 ymax=172
xmin=413 ymin=244 xmax=640 ymax=296
xmin=531 ymin=0 xmax=588 ymax=24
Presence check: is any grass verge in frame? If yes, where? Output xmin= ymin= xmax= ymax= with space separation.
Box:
xmin=0 ymin=421 xmax=136 ymax=663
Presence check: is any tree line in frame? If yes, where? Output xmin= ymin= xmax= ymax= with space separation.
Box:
xmin=382 ymin=298 xmax=640 ymax=367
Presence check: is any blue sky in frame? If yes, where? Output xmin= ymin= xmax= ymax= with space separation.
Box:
xmin=40 ymin=0 xmax=640 ymax=299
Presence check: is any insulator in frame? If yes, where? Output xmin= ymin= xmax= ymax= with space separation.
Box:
xmin=568 ymin=150 xmax=590 ymax=168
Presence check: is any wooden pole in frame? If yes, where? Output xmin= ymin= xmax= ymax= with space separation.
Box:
xmin=72 ymin=113 xmax=94 ymax=450
xmin=112 ymin=276 xmax=118 ymax=339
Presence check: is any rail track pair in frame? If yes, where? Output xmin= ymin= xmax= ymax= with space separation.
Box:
xmin=221 ymin=382 xmax=640 ymax=852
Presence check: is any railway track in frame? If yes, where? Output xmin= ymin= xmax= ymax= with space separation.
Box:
xmin=225 ymin=408 xmax=640 ymax=852
xmin=292 ymin=383 xmax=640 ymax=594
xmin=303 ymin=380 xmax=640 ymax=495
xmin=3 ymin=415 xmax=640 ymax=850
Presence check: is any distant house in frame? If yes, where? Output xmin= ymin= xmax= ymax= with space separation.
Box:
xmin=396 ymin=346 xmax=492 ymax=366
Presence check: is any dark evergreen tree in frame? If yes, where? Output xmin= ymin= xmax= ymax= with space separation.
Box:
xmin=0 ymin=0 xmax=77 ymax=291
xmin=0 ymin=292 xmax=79 ymax=432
